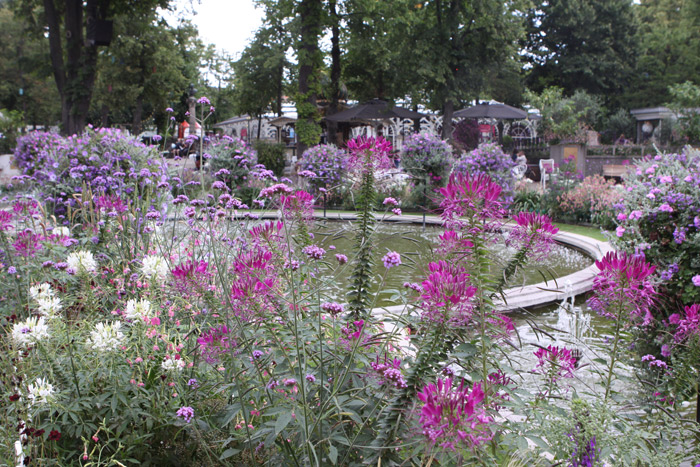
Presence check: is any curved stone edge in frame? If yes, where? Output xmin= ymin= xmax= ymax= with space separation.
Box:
xmin=258 ymin=211 xmax=613 ymax=313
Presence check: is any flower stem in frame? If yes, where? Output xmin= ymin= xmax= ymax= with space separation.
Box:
xmin=604 ymin=318 xmax=622 ymax=402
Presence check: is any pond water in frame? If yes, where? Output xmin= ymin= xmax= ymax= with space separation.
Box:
xmin=507 ymin=297 xmax=634 ymax=400
xmin=313 ymin=220 xmax=593 ymax=307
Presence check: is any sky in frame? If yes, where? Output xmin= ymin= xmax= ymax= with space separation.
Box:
xmin=166 ymin=0 xmax=265 ymax=59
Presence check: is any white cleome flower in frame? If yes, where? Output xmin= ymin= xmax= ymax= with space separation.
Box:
xmin=53 ymin=226 xmax=70 ymax=237
xmin=88 ymin=321 xmax=124 ymax=351
xmin=12 ymin=317 xmax=50 ymax=348
xmin=36 ymin=296 xmax=62 ymax=318
xmin=26 ymin=377 xmax=56 ymax=406
xmin=29 ymin=283 xmax=54 ymax=301
xmin=123 ymin=299 xmax=153 ymax=323
xmin=161 ymin=357 xmax=185 ymax=372
xmin=67 ymin=250 xmax=97 ymax=274
xmin=141 ymin=255 xmax=169 ymax=282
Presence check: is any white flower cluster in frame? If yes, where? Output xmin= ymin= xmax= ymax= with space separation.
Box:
xmin=141 ymin=255 xmax=169 ymax=282
xmin=67 ymin=250 xmax=97 ymax=274
xmin=161 ymin=356 xmax=185 ymax=372
xmin=53 ymin=226 xmax=70 ymax=237
xmin=26 ymin=377 xmax=56 ymax=406
xmin=123 ymin=299 xmax=153 ymax=323
xmin=29 ymin=283 xmax=62 ymax=318
xmin=88 ymin=321 xmax=124 ymax=351
xmin=12 ymin=317 xmax=50 ymax=348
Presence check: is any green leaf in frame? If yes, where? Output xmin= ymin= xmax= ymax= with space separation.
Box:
xmin=328 ymin=444 xmax=338 ymax=465
xmin=275 ymin=411 xmax=293 ymax=436
xmin=220 ymin=448 xmax=240 ymax=460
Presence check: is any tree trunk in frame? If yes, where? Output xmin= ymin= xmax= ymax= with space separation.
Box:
xmin=100 ymin=104 xmax=109 ymax=127
xmin=442 ymin=99 xmax=454 ymax=140
xmin=257 ymin=115 xmax=262 ymax=140
xmin=276 ymin=64 xmax=284 ymax=116
xmin=132 ymin=96 xmax=143 ymax=135
xmin=43 ymin=0 xmax=104 ymax=136
xmin=326 ymin=0 xmax=341 ymax=146
xmin=296 ymin=0 xmax=323 ymax=156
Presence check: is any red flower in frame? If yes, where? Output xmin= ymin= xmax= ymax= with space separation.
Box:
xmin=9 ymin=394 xmax=20 ymax=402
xmin=48 ymin=430 xmax=61 ymax=441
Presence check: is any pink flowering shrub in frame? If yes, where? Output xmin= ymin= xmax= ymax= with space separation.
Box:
xmin=557 ymin=175 xmax=623 ymax=227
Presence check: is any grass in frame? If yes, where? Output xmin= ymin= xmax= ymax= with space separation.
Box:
xmin=551 ymin=223 xmax=609 ymax=242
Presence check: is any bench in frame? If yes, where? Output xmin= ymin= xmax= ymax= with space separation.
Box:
xmin=602 ymin=164 xmax=632 ymax=178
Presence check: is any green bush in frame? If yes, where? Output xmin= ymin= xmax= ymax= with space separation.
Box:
xmin=254 ymin=140 xmax=287 ymax=177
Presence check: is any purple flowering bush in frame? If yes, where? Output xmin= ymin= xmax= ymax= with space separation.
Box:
xmin=298 ymin=144 xmax=348 ymax=197
xmin=206 ymin=135 xmax=279 ymax=203
xmin=453 ymin=143 xmax=516 ymax=203
xmin=13 ymin=128 xmax=169 ymax=219
xmin=610 ymin=149 xmax=700 ymax=305
xmin=400 ymin=133 xmax=453 ymax=184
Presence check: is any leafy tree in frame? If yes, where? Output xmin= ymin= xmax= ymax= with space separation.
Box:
xmin=526 ymin=87 xmax=603 ymax=144
xmin=295 ymin=0 xmax=324 ymax=153
xmin=625 ymin=0 xmax=700 ymax=108
xmin=0 ymin=2 xmax=59 ymax=127
xmin=525 ymin=0 xmax=637 ymax=106
xmin=90 ymin=11 xmax=187 ymax=134
xmin=342 ymin=0 xmax=420 ymax=102
xmin=17 ymin=0 xmax=169 ymax=135
xmin=667 ymin=81 xmax=700 ymax=144
xmin=233 ymin=31 xmax=289 ymax=139
xmin=413 ymin=0 xmax=527 ymax=138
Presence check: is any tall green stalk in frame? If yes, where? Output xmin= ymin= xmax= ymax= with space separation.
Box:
xmin=347 ymin=156 xmax=376 ymax=318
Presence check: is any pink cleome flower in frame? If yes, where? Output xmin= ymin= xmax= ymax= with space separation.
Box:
xmin=438 ymin=172 xmax=504 ymax=226
xmin=587 ymin=252 xmax=656 ymax=326
xmin=534 ymin=345 xmax=577 ymax=381
xmin=508 ymin=212 xmax=559 ymax=260
xmin=417 ymin=378 xmax=493 ymax=451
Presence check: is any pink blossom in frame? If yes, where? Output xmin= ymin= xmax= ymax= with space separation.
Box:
xmin=628 ymin=210 xmax=643 ymax=220
xmin=382 ymin=251 xmax=401 ymax=269
xmin=417 ymin=378 xmax=493 ymax=451
xmin=508 ymin=212 xmax=559 ymax=260
xmin=534 ymin=345 xmax=577 ymax=382
xmin=616 ymin=226 xmax=625 ymax=237
xmin=587 ymin=252 xmax=656 ymax=325
xmin=438 ymin=173 xmax=503 ymax=227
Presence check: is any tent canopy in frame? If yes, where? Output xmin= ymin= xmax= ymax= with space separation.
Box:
xmin=454 ymin=102 xmax=528 ymax=120
xmin=325 ymin=99 xmax=424 ymax=122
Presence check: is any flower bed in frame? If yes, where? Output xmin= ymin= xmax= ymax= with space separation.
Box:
xmin=0 ymin=135 xmax=697 ymax=465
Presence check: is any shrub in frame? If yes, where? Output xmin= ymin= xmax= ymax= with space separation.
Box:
xmin=0 ymin=109 xmax=23 ymax=154
xmin=400 ymin=133 xmax=453 ymax=185
xmin=453 ymin=142 xmax=516 ymax=201
xmin=452 ymin=118 xmax=480 ymax=151
xmin=611 ymin=149 xmax=700 ymax=306
xmin=557 ymin=175 xmax=623 ymax=228
xmin=13 ymin=128 xmax=167 ymax=218
xmin=298 ymin=143 xmax=347 ymax=193
xmin=254 ymin=140 xmax=287 ymax=177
